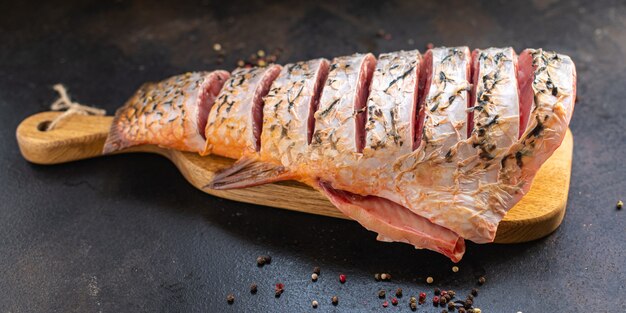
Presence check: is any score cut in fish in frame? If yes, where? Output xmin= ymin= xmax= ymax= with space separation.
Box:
xmin=103 ymin=47 xmax=577 ymax=262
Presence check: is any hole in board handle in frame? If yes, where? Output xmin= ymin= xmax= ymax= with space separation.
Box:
xmin=37 ymin=120 xmax=51 ymax=132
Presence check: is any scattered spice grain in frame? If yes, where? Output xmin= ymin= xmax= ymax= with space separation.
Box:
xmin=226 ymin=293 xmax=234 ymax=304
xmin=382 ymin=300 xmax=389 ymax=308
xmin=433 ymin=296 xmax=440 ymax=306
xmin=312 ymin=300 xmax=318 ymax=308
xmin=391 ymin=297 xmax=398 ymax=306
xmin=250 ymin=283 xmax=257 ymax=294
xmin=471 ymin=288 xmax=478 ymax=297
xmin=426 ymin=276 xmax=434 ymax=284
xmin=396 ymin=288 xmax=403 ymax=297
xmin=379 ymin=290 xmax=386 ymax=298
xmin=311 ymin=273 xmax=318 ymax=281
xmin=339 ymin=274 xmax=346 ymax=284
xmin=452 ymin=266 xmax=459 ymax=272
xmin=617 ymin=200 xmax=623 ymax=210
xmin=331 ymin=295 xmax=339 ymax=306
xmin=477 ymin=276 xmax=486 ymax=285
xmin=313 ymin=266 xmax=321 ymax=275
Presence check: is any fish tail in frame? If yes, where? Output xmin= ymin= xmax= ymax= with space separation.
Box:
xmin=205 ymin=157 xmax=294 ymax=190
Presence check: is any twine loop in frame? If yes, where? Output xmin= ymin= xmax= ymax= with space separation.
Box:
xmin=45 ymin=84 xmax=106 ymax=130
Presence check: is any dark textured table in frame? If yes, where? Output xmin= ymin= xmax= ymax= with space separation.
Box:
xmin=1 ymin=1 xmax=625 ymax=312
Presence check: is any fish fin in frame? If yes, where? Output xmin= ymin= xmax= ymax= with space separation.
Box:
xmin=317 ymin=181 xmax=465 ymax=262
xmin=205 ymin=158 xmax=293 ymax=190
xmin=102 ymin=111 xmax=135 ymax=154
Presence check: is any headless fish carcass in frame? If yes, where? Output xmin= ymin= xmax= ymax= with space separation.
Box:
xmin=103 ymin=47 xmax=576 ymax=262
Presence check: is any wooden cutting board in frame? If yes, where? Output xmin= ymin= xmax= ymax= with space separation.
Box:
xmin=16 ymin=112 xmax=574 ymax=244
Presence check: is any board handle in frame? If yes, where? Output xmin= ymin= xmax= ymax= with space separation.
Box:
xmin=16 ymin=112 xmax=114 ymax=164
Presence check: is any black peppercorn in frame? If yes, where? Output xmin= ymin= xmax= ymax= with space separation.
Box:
xmin=477 ymin=276 xmax=486 ymax=285
xmin=439 ymin=296 xmax=447 ymax=305
xmin=434 ymin=288 xmax=441 ymax=296
xmin=396 ymin=288 xmax=403 ymax=297
xmin=250 ymin=284 xmax=257 ymax=294
xmin=378 ymin=290 xmax=386 ymax=298
xmin=313 ymin=266 xmax=321 ymax=275
xmin=226 ymin=294 xmax=235 ymax=304
xmin=263 ymin=255 xmax=272 ymax=264
xmin=467 ymin=294 xmax=474 ymax=300
xmin=331 ymin=296 xmax=338 ymax=306
xmin=410 ymin=301 xmax=417 ymax=311
xmin=458 ymin=308 xmax=466 ymax=313
xmin=256 ymin=256 xmax=265 ymax=266
xmin=464 ymin=299 xmax=473 ymax=309
xmin=374 ymin=273 xmax=381 ymax=281
xmin=448 ymin=301 xmax=456 ymax=311
xmin=471 ymin=288 xmax=478 ymax=297
xmin=447 ymin=290 xmax=456 ymax=298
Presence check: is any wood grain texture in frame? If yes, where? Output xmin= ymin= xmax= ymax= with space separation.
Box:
xmin=16 ymin=112 xmax=573 ymax=243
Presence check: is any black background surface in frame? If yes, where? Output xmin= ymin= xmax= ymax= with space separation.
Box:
xmin=1 ymin=0 xmax=625 ymax=312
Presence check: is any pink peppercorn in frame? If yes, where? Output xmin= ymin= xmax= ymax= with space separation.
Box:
xmin=382 ymin=300 xmax=389 ymax=307
xmin=433 ymin=296 xmax=440 ymax=305
xmin=339 ymin=274 xmax=346 ymax=284
xmin=391 ymin=298 xmax=398 ymax=306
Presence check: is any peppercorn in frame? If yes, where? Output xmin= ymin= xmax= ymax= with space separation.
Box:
xmin=313 ymin=266 xmax=321 ymax=275
xmin=452 ymin=266 xmax=459 ymax=272
xmin=311 ymin=273 xmax=318 ymax=281
xmin=312 ymin=300 xmax=318 ymax=308
xmin=439 ymin=296 xmax=447 ymax=305
xmin=258 ymin=59 xmax=267 ymax=67
xmin=433 ymin=296 xmax=440 ymax=306
xmin=617 ymin=200 xmax=623 ymax=210
xmin=441 ymin=290 xmax=448 ymax=297
xmin=378 ymin=290 xmax=386 ymax=298
xmin=467 ymin=294 xmax=474 ymax=300
xmin=477 ymin=276 xmax=486 ymax=285
xmin=426 ymin=276 xmax=434 ymax=284
xmin=471 ymin=288 xmax=478 ymax=297
xmin=257 ymin=50 xmax=266 ymax=58
xmin=382 ymin=300 xmax=389 ymax=308
xmin=381 ymin=273 xmax=391 ymax=281
xmin=410 ymin=296 xmax=417 ymax=303
xmin=391 ymin=298 xmax=398 ymax=306
xmin=262 ymin=255 xmax=271 ymax=264
xmin=410 ymin=301 xmax=417 ymax=311
xmin=213 ymin=43 xmax=222 ymax=51
xmin=458 ymin=308 xmax=466 ymax=313
xmin=339 ymin=274 xmax=346 ymax=284
xmin=464 ymin=299 xmax=473 ymax=309
xmin=237 ymin=60 xmax=245 ymax=67
xmin=473 ymin=308 xmax=482 ymax=313
xmin=434 ymin=288 xmax=441 ymax=295
xmin=250 ymin=284 xmax=257 ymax=294
xmin=448 ymin=301 xmax=456 ymax=311
xmin=331 ymin=296 xmax=338 ymax=306
xmin=256 ymin=256 xmax=265 ymax=266
xmin=447 ymin=290 xmax=456 ymax=298
xmin=275 ymin=283 xmax=284 ymax=297
xmin=442 ymin=310 xmax=449 ymax=313
xmin=443 ymin=294 xmax=451 ymax=302
xmin=374 ymin=273 xmax=381 ymax=281
xmin=226 ymin=293 xmax=234 ymax=304
xmin=396 ymin=288 xmax=403 ymax=297
xmin=419 ymin=292 xmax=427 ymax=301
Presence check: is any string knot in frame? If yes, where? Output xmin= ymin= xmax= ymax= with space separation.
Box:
xmin=45 ymin=84 xmax=106 ymax=130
